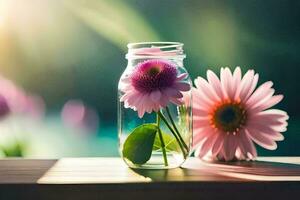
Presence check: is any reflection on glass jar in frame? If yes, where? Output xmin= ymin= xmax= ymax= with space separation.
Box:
xmin=118 ymin=42 xmax=192 ymax=169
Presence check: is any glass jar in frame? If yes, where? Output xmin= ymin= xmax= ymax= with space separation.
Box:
xmin=118 ymin=42 xmax=192 ymax=169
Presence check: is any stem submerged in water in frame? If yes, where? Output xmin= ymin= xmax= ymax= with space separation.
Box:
xmin=157 ymin=110 xmax=187 ymax=158
xmin=165 ymin=107 xmax=189 ymax=152
xmin=157 ymin=113 xmax=168 ymax=166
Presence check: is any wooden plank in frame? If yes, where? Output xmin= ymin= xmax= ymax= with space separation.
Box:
xmin=0 ymin=159 xmax=57 ymax=183
xmin=0 ymin=157 xmax=299 ymax=200
xmin=0 ymin=157 xmax=300 ymax=184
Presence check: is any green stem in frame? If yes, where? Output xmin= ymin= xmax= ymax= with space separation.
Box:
xmin=165 ymin=107 xmax=189 ymax=151
xmin=157 ymin=113 xmax=168 ymax=166
xmin=157 ymin=111 xmax=187 ymax=158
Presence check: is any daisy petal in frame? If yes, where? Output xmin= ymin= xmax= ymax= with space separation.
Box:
xmin=253 ymin=109 xmax=289 ymax=120
xmin=198 ymin=133 xmax=218 ymax=158
xmin=220 ymin=67 xmax=232 ymax=99
xmin=223 ymin=134 xmax=238 ymax=161
xmin=211 ymin=133 xmax=224 ymax=156
xmin=236 ymin=70 xmax=256 ymax=101
xmin=232 ymin=67 xmax=242 ymax=97
xmin=192 ymin=126 xmax=213 ymax=147
xmin=252 ymin=95 xmax=284 ymax=112
xmin=207 ymin=70 xmax=224 ymax=100
xmin=239 ymin=130 xmax=257 ymax=158
xmin=192 ymin=87 xmax=214 ymax=107
xmin=246 ymin=81 xmax=273 ymax=106
xmin=243 ymin=73 xmax=259 ymax=101
xmin=246 ymin=128 xmax=277 ymax=150
xmin=194 ymin=77 xmax=221 ymax=102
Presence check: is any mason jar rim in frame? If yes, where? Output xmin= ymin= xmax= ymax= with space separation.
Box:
xmin=126 ymin=42 xmax=186 ymax=59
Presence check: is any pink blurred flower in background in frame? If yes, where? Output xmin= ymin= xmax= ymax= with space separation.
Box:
xmin=61 ymin=99 xmax=99 ymax=133
xmin=192 ymin=67 xmax=288 ymax=161
xmin=0 ymin=75 xmax=46 ymax=157
xmin=0 ymin=75 xmax=45 ymax=119
xmin=119 ymin=59 xmax=190 ymax=117
xmin=0 ymin=95 xmax=10 ymax=119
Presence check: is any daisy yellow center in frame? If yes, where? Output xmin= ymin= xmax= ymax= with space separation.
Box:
xmin=211 ymin=102 xmax=247 ymax=133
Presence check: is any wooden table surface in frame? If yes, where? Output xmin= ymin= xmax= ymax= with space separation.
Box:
xmin=0 ymin=157 xmax=300 ymax=200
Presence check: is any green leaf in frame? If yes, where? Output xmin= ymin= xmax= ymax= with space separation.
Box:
xmin=153 ymin=131 xmax=180 ymax=152
xmin=122 ymin=123 xmax=158 ymax=165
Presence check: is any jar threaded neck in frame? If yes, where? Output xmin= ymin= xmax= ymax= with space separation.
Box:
xmin=126 ymin=42 xmax=185 ymax=59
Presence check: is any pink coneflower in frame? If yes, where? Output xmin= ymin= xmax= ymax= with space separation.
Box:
xmin=120 ymin=59 xmax=190 ymax=117
xmin=192 ymin=67 xmax=288 ymax=161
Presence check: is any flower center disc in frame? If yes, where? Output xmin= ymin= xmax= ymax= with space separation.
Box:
xmin=212 ymin=102 xmax=247 ymax=133
xmin=147 ymin=66 xmax=161 ymax=76
xmin=131 ymin=60 xmax=177 ymax=93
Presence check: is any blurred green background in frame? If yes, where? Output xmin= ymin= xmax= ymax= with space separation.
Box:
xmin=0 ymin=0 xmax=299 ymax=157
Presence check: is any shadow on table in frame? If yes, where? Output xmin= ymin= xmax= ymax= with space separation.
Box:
xmin=132 ymin=158 xmax=300 ymax=181
xmin=197 ymin=160 xmax=300 ymax=175
xmin=184 ymin=158 xmax=300 ymax=180
xmin=131 ymin=168 xmax=184 ymax=181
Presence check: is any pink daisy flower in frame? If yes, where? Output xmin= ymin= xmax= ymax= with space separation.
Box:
xmin=119 ymin=59 xmax=190 ymax=118
xmin=192 ymin=67 xmax=289 ymax=161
